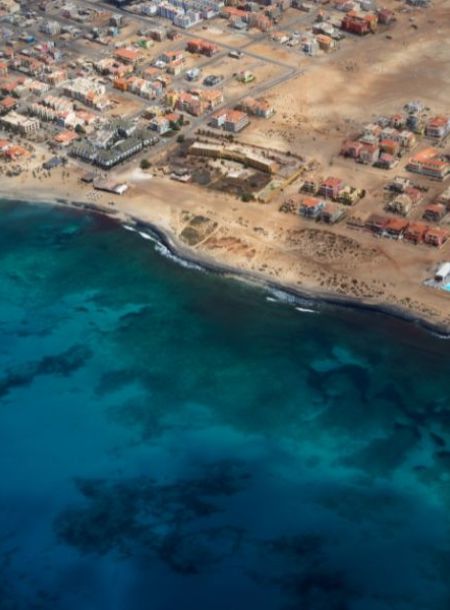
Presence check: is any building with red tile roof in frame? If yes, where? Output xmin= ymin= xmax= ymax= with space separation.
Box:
xmin=114 ymin=48 xmax=142 ymax=64
xmin=186 ymin=40 xmax=219 ymax=56
xmin=319 ymin=177 xmax=344 ymax=200
xmin=404 ymin=222 xmax=428 ymax=244
xmin=426 ymin=116 xmax=450 ymax=139
xmin=424 ymin=227 xmax=449 ymax=248
xmin=54 ymin=130 xmax=79 ymax=146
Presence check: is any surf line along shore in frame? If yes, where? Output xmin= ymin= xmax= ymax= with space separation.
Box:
xmin=2 ymin=193 xmax=447 ymax=340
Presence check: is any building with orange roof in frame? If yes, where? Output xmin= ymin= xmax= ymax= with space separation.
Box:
xmin=75 ymin=110 xmax=96 ymax=125
xmin=300 ymin=197 xmax=325 ymax=218
xmin=211 ymin=109 xmax=249 ymax=132
xmin=160 ymin=50 xmax=184 ymax=64
xmin=319 ymin=176 xmax=344 ymax=200
xmin=175 ymin=92 xmax=204 ymax=116
xmin=0 ymin=78 xmax=25 ymax=96
xmin=113 ymin=77 xmax=129 ymax=92
xmin=0 ymin=96 xmax=17 ymax=114
xmin=341 ymin=11 xmax=378 ymax=34
xmin=426 ymin=116 xmax=450 ymax=139
xmin=186 ymin=40 xmax=219 ymax=57
xmin=238 ymin=97 xmax=274 ymax=119
xmin=222 ymin=6 xmax=248 ymax=20
xmin=424 ymin=227 xmax=449 ymax=248
xmin=4 ymin=144 xmax=29 ymax=160
xmin=316 ymin=34 xmax=335 ymax=52
xmin=0 ymin=61 xmax=8 ymax=77
xmin=409 ymin=147 xmax=439 ymax=163
xmin=114 ymin=48 xmax=141 ymax=64
xmin=144 ymin=66 xmax=160 ymax=79
xmin=385 ymin=217 xmax=409 ymax=239
xmin=54 ymin=130 xmax=79 ymax=146
xmin=379 ymin=139 xmax=400 ymax=156
xmin=422 ymin=203 xmax=447 ymax=223
xmin=200 ymin=88 xmax=224 ymax=110
xmin=166 ymin=57 xmax=185 ymax=76
xmin=407 ymin=148 xmax=450 ymax=180
xmin=365 ymin=214 xmax=390 ymax=234
xmin=404 ymin=222 xmax=428 ymax=244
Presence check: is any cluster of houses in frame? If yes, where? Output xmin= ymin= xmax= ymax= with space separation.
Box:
xmin=267 ymin=1 xmax=394 ymax=56
xmin=385 ymin=181 xmax=424 ymax=217
xmin=130 ymin=0 xmax=225 ymax=28
xmin=0 ymin=4 xmax=228 ymax=171
xmin=62 ymin=77 xmax=110 ymax=111
xmin=186 ymin=39 xmax=219 ymax=56
xmin=341 ymin=104 xmax=450 ymax=171
xmin=298 ymin=197 xmax=346 ymax=224
xmin=221 ymin=3 xmax=287 ymax=33
xmin=293 ymin=176 xmax=365 ymax=224
xmin=165 ymin=87 xmax=224 ymax=116
xmin=146 ymin=109 xmax=183 ymax=134
xmin=27 ymin=93 xmax=97 ymax=130
xmin=302 ymin=175 xmax=364 ymax=205
xmin=341 ymin=116 xmax=418 ymax=170
xmin=385 ymin=176 xmax=450 ymax=222
xmin=363 ymin=214 xmax=449 ymax=248
xmin=114 ymin=74 xmax=165 ymax=100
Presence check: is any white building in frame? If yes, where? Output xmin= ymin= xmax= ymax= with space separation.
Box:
xmin=40 ymin=20 xmax=62 ymax=36
xmin=0 ymin=111 xmax=40 ymax=134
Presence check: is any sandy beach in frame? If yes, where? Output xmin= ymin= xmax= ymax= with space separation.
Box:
xmin=1 ymin=162 xmax=449 ymax=337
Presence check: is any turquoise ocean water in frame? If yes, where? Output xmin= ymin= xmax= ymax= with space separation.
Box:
xmin=1 ymin=199 xmax=450 ymax=610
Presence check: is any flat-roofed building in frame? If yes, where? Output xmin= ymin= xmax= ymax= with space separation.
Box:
xmin=0 ymin=111 xmax=39 ymax=134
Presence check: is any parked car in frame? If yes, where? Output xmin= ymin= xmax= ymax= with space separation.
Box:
xmin=203 ymin=74 xmax=223 ymax=87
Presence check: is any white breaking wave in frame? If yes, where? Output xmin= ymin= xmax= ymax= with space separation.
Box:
xmin=138 ymin=231 xmax=154 ymax=241
xmin=266 ymin=288 xmax=318 ymax=313
xmin=122 ymin=222 xmax=205 ymax=271
xmin=154 ymin=241 xmax=204 ymax=272
xmin=295 ymin=306 xmax=316 ymax=314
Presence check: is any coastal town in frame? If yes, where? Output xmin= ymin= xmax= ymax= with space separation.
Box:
xmin=0 ymin=0 xmax=449 ymax=330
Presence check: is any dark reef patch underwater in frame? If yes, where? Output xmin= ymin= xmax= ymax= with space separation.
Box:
xmin=1 ymin=199 xmax=450 ymax=610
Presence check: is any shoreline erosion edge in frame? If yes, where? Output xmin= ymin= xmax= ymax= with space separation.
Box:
xmin=2 ymin=193 xmax=449 ymax=339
